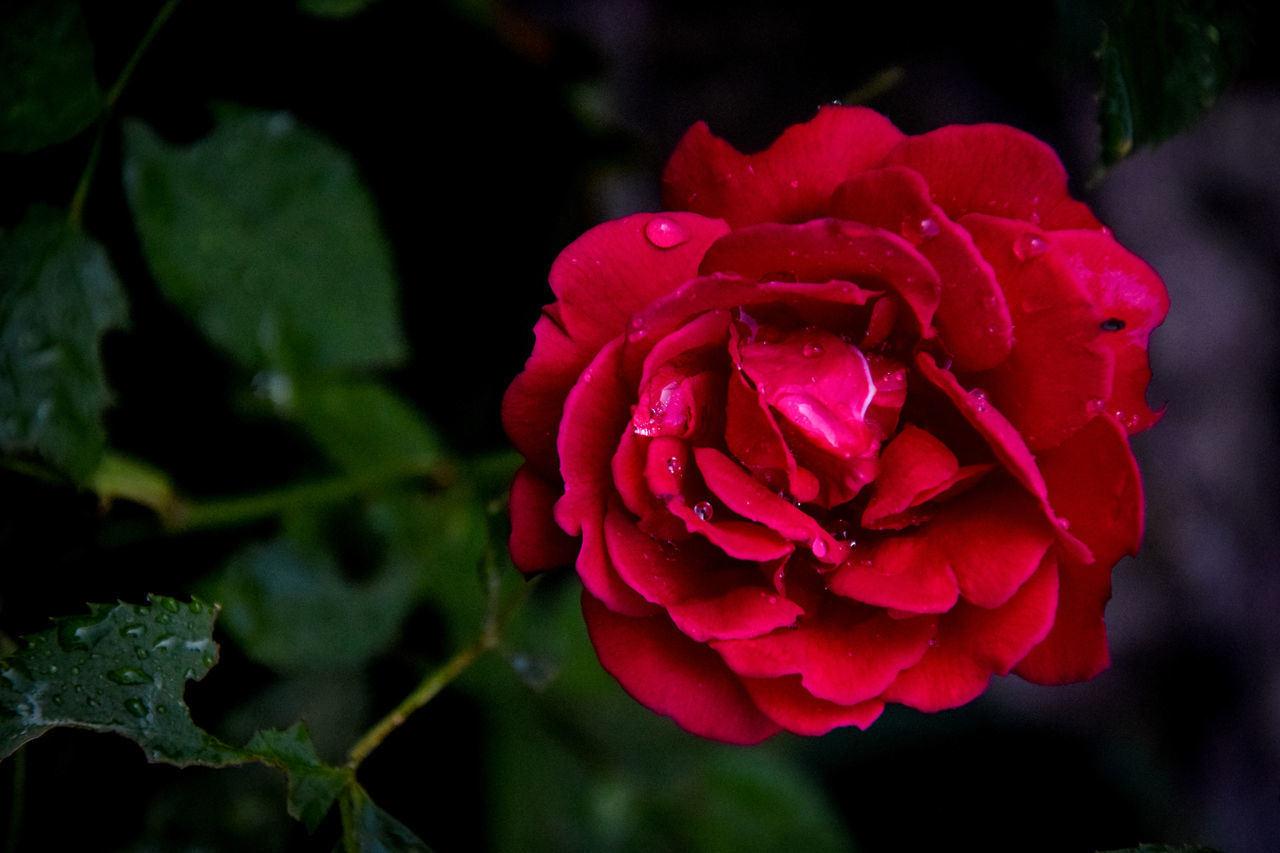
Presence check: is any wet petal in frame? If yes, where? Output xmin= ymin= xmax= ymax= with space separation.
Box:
xmin=582 ymin=591 xmax=781 ymax=744
xmin=662 ymin=105 xmax=905 ymax=226
xmin=508 ymin=464 xmax=577 ymax=574
xmin=740 ymin=676 xmax=885 ymax=735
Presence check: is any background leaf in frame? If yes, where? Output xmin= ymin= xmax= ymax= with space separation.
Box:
xmin=300 ymin=0 xmax=382 ymax=19
xmin=0 ymin=206 xmax=127 ymax=481
xmin=0 ymin=595 xmax=241 ymax=765
xmin=1097 ymin=0 xmax=1252 ymax=163
xmin=123 ymin=111 xmax=406 ymax=374
xmin=0 ymin=0 xmax=103 ymax=153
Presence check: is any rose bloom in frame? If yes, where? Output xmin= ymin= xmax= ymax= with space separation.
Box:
xmin=503 ymin=106 xmax=1167 ymax=743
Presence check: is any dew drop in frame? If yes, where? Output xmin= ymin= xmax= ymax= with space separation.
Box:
xmin=135 ymin=647 xmax=149 ymax=660
xmin=1055 ymin=517 xmax=1071 ymax=531
xmin=1012 ymin=233 xmax=1049 ymax=260
xmin=968 ymin=388 xmax=990 ymax=412
xmin=51 ymin=694 xmax=64 ymax=706
xmin=665 ymin=457 xmax=682 ymax=475
xmin=900 ymin=216 xmax=941 ymax=244
xmin=788 ymin=179 xmax=799 ymax=189
xmin=693 ymin=501 xmax=714 ymax=521
xmin=1086 ymin=397 xmax=1107 ymax=415
xmin=644 ymin=215 xmax=691 ymax=249
xmin=124 ymin=698 xmax=148 ymax=718
xmin=802 ymin=343 xmax=824 ymax=358
xmin=188 ymin=601 xmax=203 ymax=613
xmin=627 ymin=315 xmax=647 ymax=342
xmin=1100 ymin=317 xmax=1126 ymax=332
xmin=810 ymin=537 xmax=829 ymax=559
xmin=160 ymin=597 xmax=180 ymax=613
xmin=120 ymin=623 xmax=145 ymax=639
xmin=108 ymin=667 xmax=153 ymax=686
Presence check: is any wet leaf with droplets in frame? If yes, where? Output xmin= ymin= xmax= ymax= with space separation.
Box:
xmin=0 ymin=594 xmax=244 ymax=765
xmin=0 ymin=206 xmax=128 ymax=481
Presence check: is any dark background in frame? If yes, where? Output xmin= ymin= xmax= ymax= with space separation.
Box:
xmin=3 ymin=1 xmax=1278 ymax=850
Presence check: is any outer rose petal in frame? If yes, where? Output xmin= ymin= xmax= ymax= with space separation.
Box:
xmin=883 ymin=555 xmax=1059 ymax=711
xmin=554 ymin=339 xmax=655 ymax=617
xmin=509 ymin=464 xmax=577 ymax=574
xmin=551 ymin=211 xmax=730 ymax=355
xmin=880 ymin=123 xmax=1102 ymax=230
xmin=740 ymin=676 xmax=885 ymax=736
xmin=961 ymin=214 xmax=1114 ymax=451
xmin=662 ymin=105 xmax=905 ymax=226
xmin=1054 ymin=229 xmax=1170 ymax=434
xmin=712 ymin=606 xmax=936 ymax=706
xmin=582 ymin=591 xmax=781 ymax=744
xmin=1016 ymin=416 xmax=1143 ymax=684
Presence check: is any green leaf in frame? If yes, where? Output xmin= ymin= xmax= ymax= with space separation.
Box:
xmin=290 ymin=377 xmax=445 ymax=476
xmin=123 ymin=111 xmax=406 ymax=373
xmin=209 ymin=535 xmax=413 ymax=672
xmin=0 ymin=0 xmax=104 ymax=153
xmin=0 ymin=206 xmax=128 ymax=481
xmin=0 ymin=595 xmax=243 ymax=765
xmin=341 ymin=784 xmax=433 ymax=853
xmin=1097 ymin=0 xmax=1253 ymax=163
xmin=245 ymin=722 xmax=350 ymax=832
xmin=300 ymin=0 xmax=382 ymax=18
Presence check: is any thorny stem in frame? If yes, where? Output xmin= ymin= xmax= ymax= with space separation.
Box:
xmin=68 ymin=0 xmax=183 ymax=229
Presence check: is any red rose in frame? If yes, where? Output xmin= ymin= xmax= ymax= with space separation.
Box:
xmin=503 ymin=106 xmax=1167 ymax=743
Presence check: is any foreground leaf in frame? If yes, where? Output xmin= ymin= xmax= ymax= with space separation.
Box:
xmin=1098 ymin=0 xmax=1252 ymax=163
xmin=0 ymin=0 xmax=103 ymax=152
xmin=246 ymin=723 xmax=351 ymax=832
xmin=342 ymin=784 xmax=433 ymax=852
xmin=0 ymin=595 xmax=241 ymax=765
xmin=124 ymin=111 xmax=406 ymax=373
xmin=0 ymin=206 xmax=128 ymax=481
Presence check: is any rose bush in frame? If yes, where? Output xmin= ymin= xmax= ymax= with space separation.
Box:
xmin=503 ymin=105 xmax=1167 ymax=743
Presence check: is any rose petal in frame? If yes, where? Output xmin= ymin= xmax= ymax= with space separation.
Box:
xmin=667 ymin=586 xmax=805 ymax=642
xmin=604 ymin=506 xmax=749 ymax=605
xmin=582 ymin=591 xmax=781 ymax=744
xmin=554 ymin=339 xmax=655 ymax=616
xmin=693 ymin=446 xmax=844 ymax=563
xmin=712 ymin=606 xmax=936 ymax=705
xmin=724 ymin=363 xmax=819 ymax=503
xmin=880 ymin=123 xmax=1103 ymax=230
xmin=1015 ymin=416 xmax=1142 ymax=685
xmin=662 ymin=105 xmax=905 ymax=226
xmin=1055 ymin=229 xmax=1170 ymax=434
xmin=509 ymin=464 xmax=578 ymax=574
xmin=830 ymin=166 xmax=1013 ymax=371
xmin=924 ymin=477 xmax=1055 ymax=609
xmin=962 ymin=214 xmax=1114 ymax=451
xmin=881 ymin=555 xmax=1059 ymax=712
xmin=740 ymin=676 xmax=885 ymax=735
xmin=550 ymin=211 xmax=729 ymax=353
xmin=502 ymin=308 xmax=592 ymax=478
xmin=699 ymin=219 xmax=940 ymax=335
xmin=861 ymin=425 xmax=959 ymax=527
xmin=828 ymin=534 xmax=960 ymax=614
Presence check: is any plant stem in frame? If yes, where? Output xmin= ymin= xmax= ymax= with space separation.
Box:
xmin=3 ymin=747 xmax=24 ymax=853
xmin=68 ymin=0 xmax=183 ymax=229
xmin=345 ymin=630 xmax=498 ymax=771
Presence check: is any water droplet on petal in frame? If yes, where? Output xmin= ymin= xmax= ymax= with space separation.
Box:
xmin=1012 ymin=233 xmax=1049 ymax=260
xmin=644 ymin=215 xmax=691 ymax=249
xmin=788 ymin=179 xmax=799 ymax=189
xmin=901 ymin=216 xmax=941 ymax=244
xmin=1086 ymin=397 xmax=1107 ymax=415
xmin=811 ymin=537 xmax=828 ymax=559
xmin=802 ymin=343 xmax=824 ymax=358
xmin=666 ymin=457 xmax=682 ymax=475
xmin=968 ymin=388 xmax=990 ymax=412
xmin=693 ymin=501 xmax=714 ymax=521
xmin=1100 ymin=317 xmax=1126 ymax=332
xmin=1055 ymin=517 xmax=1071 ymax=530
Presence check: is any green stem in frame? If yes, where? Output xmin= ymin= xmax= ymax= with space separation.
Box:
xmin=344 ymin=631 xmax=498 ymax=771
xmin=68 ymin=0 xmax=183 ymax=229
xmin=344 ymin=557 xmax=536 ymax=771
